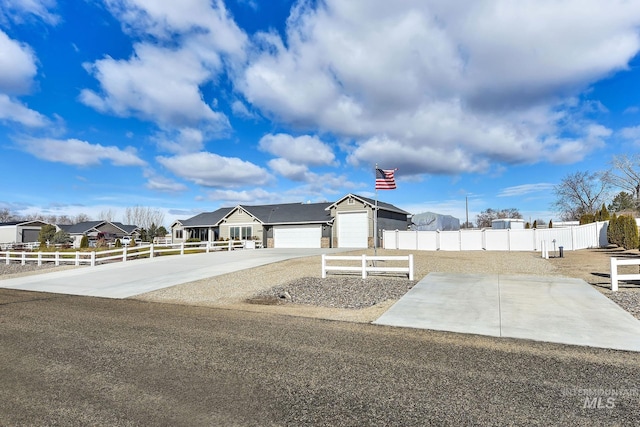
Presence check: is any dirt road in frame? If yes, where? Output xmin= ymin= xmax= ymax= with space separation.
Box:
xmin=1 ymin=289 xmax=638 ymax=426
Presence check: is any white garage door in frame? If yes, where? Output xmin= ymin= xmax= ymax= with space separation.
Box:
xmin=274 ymin=225 xmax=322 ymax=248
xmin=338 ymin=212 xmax=368 ymax=248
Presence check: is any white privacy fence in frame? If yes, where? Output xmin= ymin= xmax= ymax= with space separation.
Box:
xmin=383 ymin=222 xmax=608 ymax=252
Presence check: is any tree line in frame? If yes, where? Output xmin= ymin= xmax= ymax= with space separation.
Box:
xmin=473 ymin=154 xmax=640 ymax=228
xmin=554 ymin=154 xmax=640 ymax=221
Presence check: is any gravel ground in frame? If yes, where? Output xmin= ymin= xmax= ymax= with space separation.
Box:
xmin=251 ymin=276 xmax=417 ymax=309
xmin=0 ymin=262 xmax=66 ymax=278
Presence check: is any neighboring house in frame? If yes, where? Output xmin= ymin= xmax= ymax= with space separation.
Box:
xmin=0 ymin=220 xmax=50 ymax=245
xmin=172 ymin=194 xmax=410 ymax=249
xmin=57 ymin=221 xmax=140 ymax=248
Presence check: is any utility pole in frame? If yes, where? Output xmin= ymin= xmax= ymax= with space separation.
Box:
xmin=465 ymin=196 xmax=469 ymax=229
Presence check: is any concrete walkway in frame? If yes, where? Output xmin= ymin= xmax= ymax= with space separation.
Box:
xmin=374 ymin=272 xmax=640 ymax=352
xmin=0 ymin=248 xmax=346 ymax=299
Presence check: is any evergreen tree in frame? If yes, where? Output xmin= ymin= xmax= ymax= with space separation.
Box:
xmin=548 ymin=220 xmax=553 ymax=228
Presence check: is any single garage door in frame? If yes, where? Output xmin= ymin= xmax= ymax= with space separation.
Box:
xmin=338 ymin=212 xmax=368 ymax=248
xmin=22 ymin=229 xmax=40 ymax=243
xmin=274 ymin=225 xmax=322 ymax=248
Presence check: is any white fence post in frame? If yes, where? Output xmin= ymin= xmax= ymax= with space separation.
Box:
xmin=228 ymin=240 xmax=233 ymax=251
xmin=75 ymin=251 xmax=80 ymax=266
xmin=5 ymin=251 xmax=9 ymax=265
xmin=321 ymin=254 xmax=327 ymax=279
xmin=37 ymin=252 xmax=42 ymax=266
xmin=55 ymin=251 xmax=60 ymax=266
xmin=611 ymin=257 xmax=618 ymax=292
xmin=181 ymin=242 xmax=185 ymax=255
xmin=206 ymin=241 xmax=210 ymax=253
xmin=361 ymin=254 xmax=367 ymax=279
xmin=150 ymin=243 xmax=154 ymax=258
xmin=409 ymin=254 xmax=414 ymax=280
xmin=21 ymin=252 xmax=26 ymax=265
xmin=123 ymin=246 xmax=127 ymax=262
xmin=91 ymin=251 xmax=96 ymax=267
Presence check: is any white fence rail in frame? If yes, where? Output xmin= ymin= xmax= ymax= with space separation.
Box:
xmin=321 ymin=254 xmax=414 ymax=279
xmin=383 ymin=222 xmax=608 ymax=252
xmin=1 ymin=240 xmax=258 ymax=268
xmin=610 ymin=257 xmax=640 ymax=291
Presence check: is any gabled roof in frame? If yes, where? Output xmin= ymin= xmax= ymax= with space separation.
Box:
xmin=0 ymin=220 xmax=49 ymax=227
xmin=326 ymin=194 xmax=410 ymax=215
xmin=179 ymin=208 xmax=234 ymax=227
xmin=177 ymin=194 xmax=409 ymax=228
xmin=58 ymin=220 xmax=139 ymax=235
xmin=240 ymin=202 xmax=333 ymax=225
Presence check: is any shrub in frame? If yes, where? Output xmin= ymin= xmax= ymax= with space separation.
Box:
xmin=115 ymin=239 xmax=122 ymax=248
xmin=580 ymin=213 xmax=596 ymax=225
xmin=186 ymin=238 xmax=201 ymax=243
xmin=80 ymin=235 xmax=89 ymax=248
xmin=607 ymin=214 xmax=638 ymax=250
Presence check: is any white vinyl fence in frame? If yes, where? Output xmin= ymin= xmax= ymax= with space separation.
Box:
xmin=383 ymin=222 xmax=608 ymax=252
xmin=1 ymin=240 xmax=257 ymax=267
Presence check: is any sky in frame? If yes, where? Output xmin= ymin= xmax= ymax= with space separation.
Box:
xmin=2 ymin=0 xmax=640 ymax=228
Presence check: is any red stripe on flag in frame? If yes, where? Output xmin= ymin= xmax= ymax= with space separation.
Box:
xmin=375 ymin=168 xmax=397 ymax=190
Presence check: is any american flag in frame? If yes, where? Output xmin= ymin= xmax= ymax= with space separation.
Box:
xmin=375 ymin=168 xmax=397 ymax=190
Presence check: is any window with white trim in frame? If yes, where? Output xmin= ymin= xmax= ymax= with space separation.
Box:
xmin=229 ymin=226 xmax=252 ymax=240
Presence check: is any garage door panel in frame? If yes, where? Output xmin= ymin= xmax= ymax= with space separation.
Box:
xmin=338 ymin=212 xmax=368 ymax=248
xmin=274 ymin=225 xmax=321 ymax=248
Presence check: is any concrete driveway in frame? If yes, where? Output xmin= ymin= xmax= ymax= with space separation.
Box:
xmin=0 ymin=248 xmax=347 ymax=299
xmin=374 ymin=272 xmax=640 ymax=352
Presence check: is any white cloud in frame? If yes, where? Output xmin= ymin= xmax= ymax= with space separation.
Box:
xmin=104 ymin=0 xmax=247 ymax=60
xmin=80 ymin=43 xmax=229 ymax=132
xmin=0 ymin=94 xmax=47 ymax=127
xmin=18 ymin=137 xmax=147 ymax=166
xmin=259 ymin=133 xmax=335 ymax=166
xmin=0 ymin=0 xmax=59 ymax=25
xmin=205 ymin=187 xmax=280 ymax=205
xmin=145 ymin=177 xmax=188 ymax=193
xmin=81 ymin=0 xmax=250 ymax=151
xmin=231 ymin=99 xmax=256 ymax=119
xmin=156 ymin=151 xmax=271 ymax=187
xmin=497 ymin=183 xmax=556 ymax=198
xmin=239 ymin=0 xmax=640 ymax=176
xmin=0 ymin=30 xmax=37 ymax=94
xmin=619 ymin=125 xmax=640 ymax=141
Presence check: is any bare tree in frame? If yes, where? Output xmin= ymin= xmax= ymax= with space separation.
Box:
xmin=603 ymin=154 xmax=640 ymax=208
xmin=476 ymin=208 xmax=523 ymax=228
xmin=98 ymin=209 xmax=117 ymax=222
xmin=123 ymin=206 xmax=165 ymax=229
xmin=0 ymin=208 xmax=16 ymax=222
xmin=56 ymin=215 xmax=73 ymax=225
xmin=553 ymin=171 xmax=609 ymax=221
xmin=74 ymin=213 xmax=91 ymax=223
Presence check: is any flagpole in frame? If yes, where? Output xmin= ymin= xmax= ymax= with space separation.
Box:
xmin=374 ymin=163 xmax=378 ymax=255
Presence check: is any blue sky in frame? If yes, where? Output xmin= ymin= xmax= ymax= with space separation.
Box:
xmin=1 ymin=0 xmax=640 ymax=227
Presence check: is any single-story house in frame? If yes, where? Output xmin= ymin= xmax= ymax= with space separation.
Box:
xmin=0 ymin=220 xmax=50 ymax=245
xmin=57 ymin=221 xmax=140 ymax=248
xmin=172 ymin=194 xmax=410 ymax=249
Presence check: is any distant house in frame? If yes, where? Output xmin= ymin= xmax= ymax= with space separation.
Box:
xmin=172 ymin=193 xmax=410 ymax=249
xmin=0 ymin=220 xmax=50 ymax=245
xmin=57 ymin=221 xmax=140 ymax=248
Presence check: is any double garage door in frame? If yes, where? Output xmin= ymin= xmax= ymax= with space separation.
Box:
xmin=274 ymin=225 xmax=322 ymax=248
